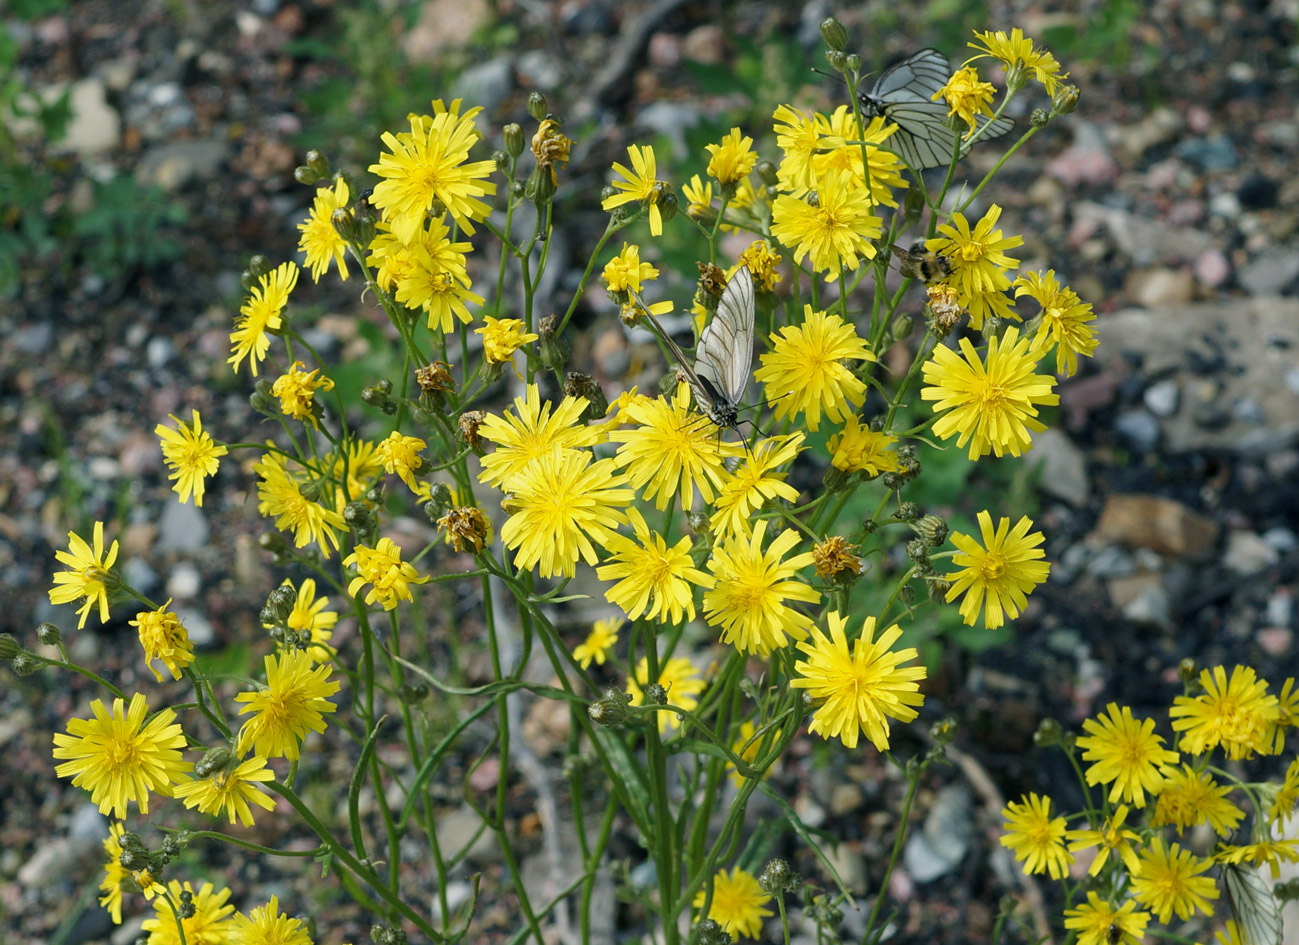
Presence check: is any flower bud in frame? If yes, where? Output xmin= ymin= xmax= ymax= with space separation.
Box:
xmin=293 ymin=164 xmax=320 ymax=186
xmin=890 ymin=313 xmax=914 ymax=342
xmin=759 ymin=856 xmax=801 ymax=895
xmin=1053 ymin=85 xmax=1080 ymax=115
xmin=35 ymin=622 xmax=62 ymax=646
xmin=305 ymin=149 xmax=330 ymax=179
xmin=819 ymin=17 xmax=848 ymax=51
xmin=263 ymin=584 xmax=297 ymax=625
xmin=492 ymin=149 xmax=510 ymax=174
xmin=1030 ymin=107 xmax=1051 ymax=128
xmin=926 ymin=576 xmax=952 ymax=605
xmin=343 ymin=500 xmax=375 ymax=533
xmin=894 ymin=501 xmax=921 ymax=522
xmin=696 ymin=918 xmax=730 ymax=945
xmin=361 ymin=380 xmax=398 ymax=414
xmin=330 ymin=207 xmax=359 ymax=243
xmin=527 ymin=91 xmax=548 ymax=121
xmin=538 ymin=313 xmax=569 ymax=371
xmin=11 ymin=652 xmax=41 ymax=676
xmin=655 ymin=188 xmax=678 ymax=226
xmin=194 ymin=746 xmax=236 ymax=779
xmin=823 ymin=48 xmax=848 ymax=73
xmin=503 ymin=122 xmax=524 ymax=158
xmin=911 ymin=514 xmax=948 ymax=547
xmin=0 ymin=633 xmax=19 ymax=660
xmin=822 ymin=464 xmax=852 ymax=493
xmin=905 ymin=538 xmax=929 ymax=565
xmin=399 ymin=682 xmax=429 ymax=703
xmin=589 ymin=688 xmax=632 ymax=726
xmin=241 ymin=255 xmax=271 ymax=289
xmin=845 ymin=53 xmax=862 ymax=73
xmin=929 ymin=718 xmax=957 ymax=745
xmin=564 ymin=371 xmax=608 ymax=421
xmin=755 ymin=159 xmax=779 ymax=188
xmin=1178 ymin=657 xmax=1198 ymax=687
xmin=1033 ymin=717 xmax=1064 ymax=748
xmin=645 ymin=683 xmax=669 ymax=706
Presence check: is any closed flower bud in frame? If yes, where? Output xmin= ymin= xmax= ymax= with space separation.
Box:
xmin=361 ymin=381 xmax=398 ymax=414
xmin=0 ymin=633 xmax=19 ymax=660
xmin=911 ymin=513 xmax=948 ymax=547
xmin=1178 ymin=657 xmax=1198 ymax=686
xmin=11 ymin=652 xmax=41 ymax=676
xmin=845 ymin=53 xmax=861 ymax=72
xmin=822 ymin=464 xmax=852 ymax=493
xmin=880 ymin=471 xmax=903 ymax=491
xmin=824 ymin=48 xmax=848 ymax=72
xmin=901 ymin=184 xmax=926 ymax=229
xmin=756 ymin=159 xmax=779 ymax=188
xmin=645 ymin=682 xmax=669 ymax=706
xmin=36 ymin=622 xmax=62 ymax=646
xmin=926 ymin=576 xmax=952 ymax=604
xmin=527 ymin=91 xmax=548 ymax=121
xmin=564 ymin=371 xmax=608 ymax=421
xmin=655 ymin=189 xmax=678 ymax=225
xmin=1033 ymin=717 xmax=1064 ymax=747
xmin=492 ymin=149 xmax=509 ymax=173
xmin=1053 ymin=85 xmax=1080 ymax=115
xmin=243 ymin=255 xmax=271 ymax=286
xmin=905 ymin=538 xmax=929 ymax=565
xmin=194 ymin=746 xmax=236 ymax=779
xmin=425 ymin=482 xmax=454 ymax=515
xmin=258 ymin=531 xmax=288 ymax=554
xmin=293 ymin=164 xmax=320 ymax=186
xmin=890 ymin=313 xmax=914 ymax=342
xmin=589 ymin=687 xmax=632 ymax=726
xmin=1030 ymin=107 xmax=1051 ymax=128
xmin=330 ymin=207 xmax=359 ymax=243
xmin=344 ymin=499 xmax=375 ymax=533
xmin=929 ymin=718 xmax=957 ymax=745
xmin=819 ymin=17 xmax=848 ymax=51
xmin=160 ymin=835 xmax=181 ymax=860
xmin=399 ymin=683 xmax=429 ymax=703
xmin=249 ymin=378 xmax=276 ymax=414
xmin=982 ymin=315 xmax=1006 ymax=341
xmin=503 ymin=122 xmax=524 ymax=157
xmin=696 ymin=918 xmax=730 ymax=945
xmin=538 ymin=314 xmax=569 ymax=371
xmin=759 ymin=856 xmax=801 ymax=895
xmin=305 ymin=149 xmax=330 ymax=179
xmin=263 ymin=584 xmax=297 ymax=624
xmin=894 ymin=501 xmax=921 ymax=522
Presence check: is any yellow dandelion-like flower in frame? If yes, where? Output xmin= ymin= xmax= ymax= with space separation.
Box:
xmin=391 ymin=242 xmax=484 ymax=333
xmin=1268 ymin=757 xmax=1299 ymax=825
xmin=235 ymin=649 xmax=340 ymax=761
xmin=770 ymin=169 xmax=882 ymax=279
xmin=1065 ymin=804 xmax=1143 ymax=876
xmin=601 ymin=144 xmax=668 ymax=236
xmin=48 ymin=520 xmax=120 ymax=629
xmin=920 ymin=325 xmax=1059 ymax=460
xmin=140 ymin=880 xmax=235 ymax=945
xmin=271 ymin=360 xmax=334 ymax=428
xmin=344 ymin=536 xmax=429 ymax=612
xmin=1014 ymin=269 xmax=1098 ymax=377
xmin=967 ymin=28 xmax=1068 ymax=98
xmin=811 ymin=106 xmax=906 ymax=208
xmin=935 ymin=66 xmax=998 ymax=137
xmin=156 ymin=409 xmax=228 ymax=506
xmin=52 ymin=692 xmax=190 ymax=818
xmin=943 ymin=511 xmax=1050 ymax=629
xmin=297 ymin=175 xmax=350 ymax=282
xmin=1170 ymin=664 xmax=1281 ymax=760
xmin=477 ymin=385 xmax=605 ymax=490
xmin=1062 ymin=893 xmax=1150 ymax=945
xmin=172 ymin=751 xmax=276 ymax=828
xmin=368 ymin=107 xmax=497 ymax=243
xmin=827 ymin=416 xmax=899 ymax=475
xmin=1150 ymin=764 xmax=1244 ymax=836
xmin=702 ymin=519 xmax=820 ymax=656
xmin=693 ymin=867 xmax=774 ymax=941
xmin=228 ymin=261 xmax=298 ymax=376
xmin=130 ymin=599 xmax=195 ymax=682
xmin=772 ymin=104 xmax=821 ymax=196
xmin=999 ymin=792 xmax=1073 ymax=879
xmin=228 ymin=895 xmax=312 ymax=945
xmin=811 ymin=536 xmax=861 ymax=580
xmin=628 ymin=655 xmax=705 ymax=735
xmin=573 ymin=617 xmax=621 ymax=670
xmin=603 ymin=242 xmax=659 ymax=294
xmin=791 ymin=612 xmax=926 ymax=750
xmin=755 ymin=307 xmax=874 ymax=431
xmin=1131 ymin=837 xmax=1218 ymax=923
xmin=499 ymin=448 xmax=632 ymax=579
xmin=736 ymin=240 xmax=782 ymax=292
xmin=476 ymin=316 xmax=538 ymax=369
xmin=254 ymin=451 xmax=346 ymax=558
xmin=374 ymin=430 xmax=427 ymax=495
xmin=99 ymin=822 xmax=130 ymax=924
xmin=681 ymin=174 xmax=719 ymax=226
xmin=609 ymin=383 xmax=734 ymax=511
xmin=709 ymin=433 xmax=804 ymax=539
xmin=706 ymin=127 xmax=758 ymax=187
xmin=1217 ymin=839 xmax=1299 ymax=879
xmin=596 ymin=507 xmax=714 ymax=625
xmin=1076 ymin=702 xmax=1179 ymax=808
xmin=275 ymin=578 xmax=338 ymax=664
xmin=928 ymin=205 xmax=1022 ymax=329
xmin=437 ymin=505 xmax=492 ymax=555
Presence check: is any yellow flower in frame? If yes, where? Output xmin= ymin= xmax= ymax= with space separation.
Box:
xmin=943 ymin=511 xmax=1050 ymax=629
xmin=1062 ymin=893 xmax=1149 ymax=945
xmin=999 ymin=792 xmax=1073 ymax=879
xmin=375 ymin=430 xmax=427 ymax=494
xmin=500 ymin=448 xmax=632 ymax=579
xmin=254 ymin=451 xmax=346 ymax=558
xmin=297 ymin=175 xmax=351 ymax=282
xmin=736 ymin=240 xmax=782 ymax=292
xmin=727 ymin=719 xmax=779 ymax=787
xmin=967 ymin=28 xmax=1068 ymax=97
xmin=52 ymin=693 xmax=190 ymax=818
xmin=1150 ymin=764 xmax=1243 ymax=836
xmin=573 ymin=617 xmax=621 ymax=670
xmin=693 ymin=867 xmax=773 ymax=941
xmin=172 ymin=751 xmax=276 ymax=827
xmin=437 ymin=505 xmax=492 ymax=555
xmin=140 ymin=880 xmax=235 ymax=945
xmin=706 ymin=127 xmax=758 ymax=186
xmin=755 ymin=307 xmax=874 ymax=431
xmin=1065 ymin=804 xmax=1142 ymax=876
xmin=811 ymin=106 xmax=906 ymax=208
xmin=703 ymin=520 xmax=820 ymax=656
xmin=99 ymin=823 xmax=130 ymax=924
xmin=628 ymin=655 xmax=705 ymax=734
xmin=770 ymin=169 xmax=882 ymax=278
xmin=1169 ymin=664 xmax=1281 ymax=760
xmin=920 ymin=325 xmax=1059 ymax=460
xmin=277 ymin=578 xmax=339 ymax=663
xmin=156 ymin=409 xmax=228 ymax=506
xmin=478 ymin=316 xmax=538 ymax=366
xmin=477 ymin=385 xmax=605 ymax=491
xmin=389 ymin=239 xmax=484 ymax=333
xmin=531 ymin=117 xmax=572 ymax=182
xmin=1216 ymin=839 xmax=1299 ymax=879
xmin=1131 ymin=837 xmax=1218 ymax=923
xmin=368 ymin=105 xmax=497 ymax=243
xmin=596 ymin=507 xmax=714 ymax=625
xmin=271 ymin=361 xmax=334 ymax=427
xmin=1014 ymin=269 xmax=1098 ymax=377
xmin=48 ymin=520 xmax=120 ymax=629
xmin=928 ymin=205 xmax=1022 ymax=328
xmin=709 ymin=433 xmax=804 ymax=539
xmin=130 ymin=599 xmax=195 ymax=682
xmin=935 ymin=66 xmax=998 ymax=137
xmin=1268 ymin=757 xmax=1299 ymax=825
xmin=609 ymin=383 xmax=734 ymax=511
xmin=681 ymin=174 xmax=718 ymax=225
xmin=603 ymin=242 xmax=659 ymax=294
xmin=228 ymin=260 xmax=298 ymax=376
xmin=601 ymin=144 xmax=669 ymax=236
xmin=827 ymin=417 xmax=898 ymax=475
xmin=772 ymin=104 xmax=821 ymax=196
xmin=235 ymin=649 xmax=340 ymax=760
xmin=229 ymin=895 xmax=312 ymax=945
xmin=1076 ymin=702 xmax=1179 ymax=808
xmin=344 ymin=536 xmax=429 ymax=612
xmin=791 ymin=612 xmax=926 ymax=750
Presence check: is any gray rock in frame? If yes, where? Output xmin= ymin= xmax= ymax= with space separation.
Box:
xmin=1142 ymin=379 xmax=1180 ymax=417
xmin=453 ymin=57 xmax=513 ymax=116
xmin=904 ymin=785 xmax=972 ymax=883
xmin=146 ymin=336 xmax=175 ymax=369
xmin=175 ymin=607 xmax=216 ymax=647
xmin=157 ymin=501 xmax=208 ymax=552
xmin=823 ymin=842 xmax=868 ymax=895
xmin=121 ymin=557 xmax=160 ymax=597
xmin=1263 ymin=527 xmax=1299 ymax=554
xmin=516 ymin=50 xmax=563 ymax=91
xmin=435 ymin=805 xmax=495 ymax=866
xmin=1028 ymin=428 xmax=1090 ymax=506
xmin=166 ymin=560 xmax=202 ymax=599
xmin=135 ymin=140 xmax=228 ymax=193
xmin=1075 ymin=201 xmax=1216 ymax=267
xmin=12 ymin=322 xmax=54 ymax=355
xmin=1240 ymin=251 xmax=1299 ymax=297
xmin=1114 ymin=409 xmax=1161 ymax=452
xmin=634 ymin=100 xmax=702 ymax=156
xmin=1223 ymin=530 xmax=1279 ymax=576
xmin=60 ymin=78 xmax=121 ymax=156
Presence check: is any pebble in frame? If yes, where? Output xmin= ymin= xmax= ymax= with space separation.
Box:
xmin=1029 ymin=428 xmax=1090 ymax=506
xmin=822 ymin=842 xmax=868 ymax=895
xmin=453 ymin=56 xmax=513 ymax=116
xmin=904 ymin=785 xmax=972 ymax=883
xmin=166 ymin=559 xmax=202 ymax=600
xmin=1142 ymin=379 xmax=1180 ymax=417
xmin=59 ymin=78 xmax=121 ymax=155
xmin=1113 ymin=408 xmax=1161 ymax=452
xmin=157 ymin=501 xmax=209 ymax=552
xmin=146 ymin=336 xmax=175 ymax=369
xmin=829 ymin=783 xmax=863 ymax=816
xmin=1222 ymin=530 xmax=1279 ymax=575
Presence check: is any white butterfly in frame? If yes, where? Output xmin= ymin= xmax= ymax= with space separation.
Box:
xmin=1222 ymin=862 xmax=1283 ymax=945
xmin=858 ymin=48 xmax=1015 ymax=171
xmin=647 ymin=266 xmax=755 ymax=432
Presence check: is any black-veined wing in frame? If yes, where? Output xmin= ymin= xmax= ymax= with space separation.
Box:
xmin=1222 ymin=862 xmax=1283 ymax=945
xmin=695 ymin=265 xmax=755 ymax=415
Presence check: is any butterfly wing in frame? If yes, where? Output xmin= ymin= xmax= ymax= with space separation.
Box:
xmin=1223 ymin=862 xmax=1283 ymax=945
xmin=695 ymin=266 xmax=755 ymax=408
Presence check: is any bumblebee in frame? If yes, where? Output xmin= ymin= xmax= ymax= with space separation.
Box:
xmin=890 ymin=240 xmax=952 ymax=285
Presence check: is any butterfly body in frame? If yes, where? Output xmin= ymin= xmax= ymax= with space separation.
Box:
xmin=858 ymin=48 xmax=1014 ymax=171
